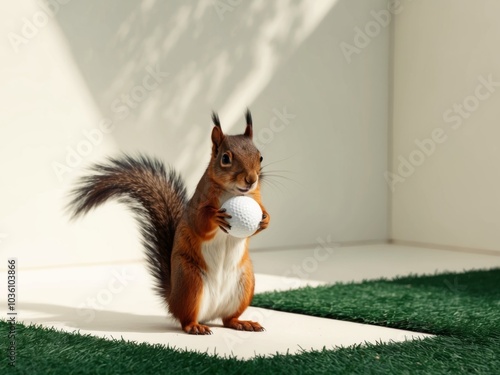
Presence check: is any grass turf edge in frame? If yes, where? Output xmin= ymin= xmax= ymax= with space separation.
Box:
xmin=2 ymin=321 xmax=499 ymax=375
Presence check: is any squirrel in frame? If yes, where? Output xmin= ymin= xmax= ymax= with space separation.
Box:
xmin=68 ymin=110 xmax=270 ymax=335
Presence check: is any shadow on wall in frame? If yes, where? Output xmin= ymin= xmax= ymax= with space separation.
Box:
xmin=46 ymin=0 xmax=390 ymax=249
xmin=52 ymin=0 xmax=337 ymax=187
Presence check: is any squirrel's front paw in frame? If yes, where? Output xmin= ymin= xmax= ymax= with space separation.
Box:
xmin=256 ymin=211 xmax=270 ymax=233
xmin=215 ymin=208 xmax=232 ymax=233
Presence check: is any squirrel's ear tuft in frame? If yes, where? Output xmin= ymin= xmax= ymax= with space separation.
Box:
xmin=244 ymin=109 xmax=253 ymax=139
xmin=211 ymin=112 xmax=224 ymax=156
xmin=212 ymin=111 xmax=221 ymax=128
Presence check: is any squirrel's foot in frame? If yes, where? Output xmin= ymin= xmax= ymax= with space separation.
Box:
xmin=223 ymin=318 xmax=265 ymax=332
xmin=183 ymin=322 xmax=213 ymax=335
xmin=215 ymin=208 xmax=232 ymax=233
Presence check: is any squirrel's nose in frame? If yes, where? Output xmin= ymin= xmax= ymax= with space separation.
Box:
xmin=245 ymin=174 xmax=257 ymax=186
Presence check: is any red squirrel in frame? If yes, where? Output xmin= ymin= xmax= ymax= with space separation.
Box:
xmin=69 ymin=110 xmax=270 ymax=334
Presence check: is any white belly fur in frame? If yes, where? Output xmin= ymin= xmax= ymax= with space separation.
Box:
xmin=198 ymin=230 xmax=247 ymax=323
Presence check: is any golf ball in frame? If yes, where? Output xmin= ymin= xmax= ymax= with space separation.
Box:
xmin=220 ymin=196 xmax=263 ymax=238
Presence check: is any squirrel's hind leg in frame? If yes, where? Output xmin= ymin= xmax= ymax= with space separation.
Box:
xmin=169 ymin=250 xmax=211 ymax=334
xmin=221 ymin=260 xmax=265 ymax=332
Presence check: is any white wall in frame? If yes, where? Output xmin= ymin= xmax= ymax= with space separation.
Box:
xmin=391 ymin=0 xmax=500 ymax=252
xmin=0 ymin=0 xmax=390 ymax=268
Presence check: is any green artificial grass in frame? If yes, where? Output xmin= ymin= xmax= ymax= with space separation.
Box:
xmin=252 ymin=268 xmax=500 ymax=339
xmin=1 ymin=268 xmax=499 ymax=374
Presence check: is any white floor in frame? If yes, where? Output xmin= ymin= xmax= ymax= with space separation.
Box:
xmin=2 ymin=243 xmax=500 ymax=359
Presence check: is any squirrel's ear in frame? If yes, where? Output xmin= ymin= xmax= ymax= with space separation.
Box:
xmin=244 ymin=109 xmax=253 ymax=139
xmin=211 ymin=112 xmax=224 ymax=156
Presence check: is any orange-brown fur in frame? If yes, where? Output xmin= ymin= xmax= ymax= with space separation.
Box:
xmin=167 ymin=112 xmax=269 ymax=334
xmin=69 ymin=110 xmax=269 ymax=335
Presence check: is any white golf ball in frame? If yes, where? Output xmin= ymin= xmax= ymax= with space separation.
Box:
xmin=220 ymin=196 xmax=263 ymax=238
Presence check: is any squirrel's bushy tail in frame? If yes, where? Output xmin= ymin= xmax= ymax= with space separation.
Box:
xmin=67 ymin=154 xmax=187 ymax=299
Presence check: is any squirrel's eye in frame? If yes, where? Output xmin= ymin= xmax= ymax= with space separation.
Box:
xmin=260 ymin=156 xmax=263 ymax=163
xmin=221 ymin=153 xmax=231 ymax=166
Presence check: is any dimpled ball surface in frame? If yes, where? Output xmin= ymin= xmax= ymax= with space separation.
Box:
xmin=220 ymin=196 xmax=263 ymax=238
